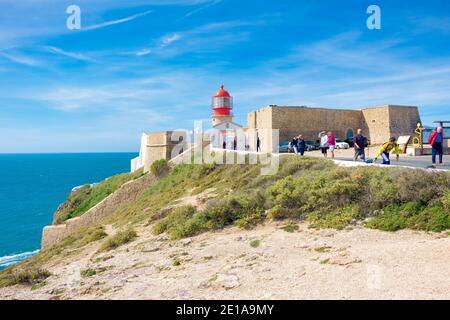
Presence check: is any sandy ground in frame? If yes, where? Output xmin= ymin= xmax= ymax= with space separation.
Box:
xmin=1 ymin=222 xmax=449 ymax=300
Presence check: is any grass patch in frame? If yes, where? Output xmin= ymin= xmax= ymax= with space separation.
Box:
xmin=152 ymin=206 xmax=197 ymax=239
xmin=281 ymin=223 xmax=299 ymax=233
xmin=81 ymin=269 xmax=96 ymax=277
xmin=0 ymin=268 xmax=51 ymax=288
xmin=315 ymin=246 xmax=332 ymax=253
xmin=98 ymin=229 xmax=137 ymax=252
xmin=31 ymin=281 xmax=47 ymax=291
xmin=250 ymin=240 xmax=261 ymax=248
xmin=172 ymin=259 xmax=182 ymax=267
xmin=320 ymin=258 xmax=330 ymax=265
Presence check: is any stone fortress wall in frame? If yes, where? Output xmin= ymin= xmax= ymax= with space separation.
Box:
xmin=248 ymin=105 xmax=421 ymax=146
xmin=41 ymin=173 xmax=156 ymax=249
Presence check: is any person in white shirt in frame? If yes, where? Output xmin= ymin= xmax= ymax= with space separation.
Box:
xmin=318 ymin=131 xmax=329 ymax=158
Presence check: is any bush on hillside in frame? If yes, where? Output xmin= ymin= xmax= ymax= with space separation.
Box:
xmin=152 ymin=206 xmax=197 ymax=236
xmin=167 ymin=192 xmax=266 ymax=239
xmin=0 ymin=268 xmax=51 ymax=288
xmin=366 ymin=202 xmax=450 ymax=232
xmin=151 ymin=159 xmax=169 ymax=177
xmin=98 ymin=229 xmax=137 ymax=252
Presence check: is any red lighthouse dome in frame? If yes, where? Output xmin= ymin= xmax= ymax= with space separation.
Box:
xmin=215 ymin=85 xmax=231 ymax=98
xmin=212 ymin=84 xmax=233 ymax=126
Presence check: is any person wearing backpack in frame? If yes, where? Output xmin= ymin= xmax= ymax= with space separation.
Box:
xmin=429 ymin=127 xmax=444 ymax=166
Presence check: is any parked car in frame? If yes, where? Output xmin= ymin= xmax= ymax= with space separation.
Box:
xmin=305 ymin=140 xmax=319 ymax=151
xmin=335 ymin=139 xmax=350 ymax=149
xmin=278 ymin=141 xmax=291 ymax=153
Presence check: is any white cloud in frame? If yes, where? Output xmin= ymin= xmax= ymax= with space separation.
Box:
xmin=161 ymin=33 xmax=182 ymax=47
xmin=44 ymin=46 xmax=93 ymax=62
xmin=0 ymin=51 xmax=40 ymax=66
xmin=179 ymin=0 xmax=223 ymax=20
xmin=135 ymin=48 xmax=152 ymax=56
xmin=83 ymin=10 xmax=153 ymax=31
xmin=133 ymin=20 xmax=264 ymax=58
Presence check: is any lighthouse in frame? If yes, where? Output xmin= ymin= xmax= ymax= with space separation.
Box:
xmin=211 ymin=84 xmax=233 ymax=126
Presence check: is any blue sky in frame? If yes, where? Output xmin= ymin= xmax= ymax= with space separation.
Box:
xmin=0 ymin=0 xmax=449 ymax=153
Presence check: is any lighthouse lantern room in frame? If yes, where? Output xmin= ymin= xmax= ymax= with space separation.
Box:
xmin=212 ymin=84 xmax=233 ymax=126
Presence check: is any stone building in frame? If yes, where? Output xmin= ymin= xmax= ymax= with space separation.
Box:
xmin=247 ymin=104 xmax=421 ymax=151
xmin=131 ymin=131 xmax=188 ymax=173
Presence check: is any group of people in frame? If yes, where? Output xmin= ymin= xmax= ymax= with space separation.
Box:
xmin=289 ymin=126 xmax=445 ymax=167
xmin=289 ymin=135 xmax=307 ymax=156
xmin=352 ymin=128 xmax=411 ymax=165
xmin=354 ymin=127 xmax=445 ymax=167
xmin=318 ymin=131 xmax=337 ymax=159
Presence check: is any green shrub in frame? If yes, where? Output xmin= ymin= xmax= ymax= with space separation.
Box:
xmin=152 ymin=206 xmax=196 ymax=236
xmin=309 ymin=206 xmax=360 ymax=230
xmin=31 ymin=281 xmax=47 ymax=291
xmin=167 ymin=193 xmax=265 ymax=239
xmin=81 ymin=226 xmax=108 ymax=245
xmin=250 ymin=240 xmax=261 ymax=248
xmin=0 ymin=268 xmax=51 ymax=288
xmin=267 ymin=170 xmax=361 ymax=220
xmin=410 ymin=206 xmax=450 ymax=232
xmin=172 ymin=259 xmax=182 ymax=266
xmin=235 ymin=209 xmax=264 ymax=229
xmin=81 ymin=269 xmax=96 ymax=277
xmin=99 ymin=229 xmax=137 ymax=252
xmin=151 ymin=159 xmax=169 ymax=177
xmin=281 ymin=223 xmax=299 ymax=233
xmin=366 ymin=202 xmax=450 ymax=232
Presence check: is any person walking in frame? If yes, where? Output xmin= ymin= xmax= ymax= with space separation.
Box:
xmin=327 ymin=131 xmax=336 ymax=159
xmin=429 ymin=127 xmax=445 ymax=166
xmin=374 ymin=137 xmax=401 ymax=165
xmin=297 ymin=135 xmax=306 ymax=156
xmin=291 ymin=136 xmax=299 ymax=154
xmin=319 ymin=131 xmax=329 ymax=158
xmin=353 ymin=129 xmax=367 ymax=162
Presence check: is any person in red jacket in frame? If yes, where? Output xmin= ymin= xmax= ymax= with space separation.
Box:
xmin=429 ymin=127 xmax=444 ymax=166
xmin=327 ymin=131 xmax=336 ymax=159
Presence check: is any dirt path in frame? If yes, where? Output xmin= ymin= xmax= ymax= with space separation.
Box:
xmin=1 ymin=222 xmax=449 ymax=300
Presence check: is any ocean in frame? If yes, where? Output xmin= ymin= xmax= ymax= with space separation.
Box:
xmin=0 ymin=153 xmax=137 ymax=269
